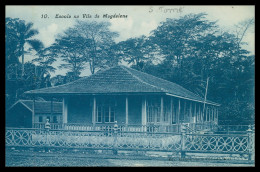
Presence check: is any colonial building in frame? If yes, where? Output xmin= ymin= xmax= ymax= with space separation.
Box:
xmin=6 ymin=100 xmax=62 ymax=128
xmin=25 ymin=65 xmax=220 ymax=133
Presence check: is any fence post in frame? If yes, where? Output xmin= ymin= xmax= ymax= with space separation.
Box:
xmin=44 ymin=119 xmax=51 ymax=152
xmin=113 ymin=121 xmax=119 ymax=155
xmin=247 ymin=125 xmax=254 ymax=161
xmin=180 ymin=123 xmax=186 ymax=159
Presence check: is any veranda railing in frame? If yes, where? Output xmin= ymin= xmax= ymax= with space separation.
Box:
xmin=32 ymin=122 xmax=254 ymax=134
xmin=32 ymin=123 xmax=182 ymax=133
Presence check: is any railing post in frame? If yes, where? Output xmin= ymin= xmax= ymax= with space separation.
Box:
xmin=180 ymin=123 xmax=186 ymax=159
xmin=247 ymin=125 xmax=254 ymax=161
xmin=44 ymin=119 xmax=51 ymax=152
xmin=113 ymin=121 xmax=118 ymax=155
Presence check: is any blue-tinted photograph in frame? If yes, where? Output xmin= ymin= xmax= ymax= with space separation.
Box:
xmin=5 ymin=5 xmax=255 ymax=167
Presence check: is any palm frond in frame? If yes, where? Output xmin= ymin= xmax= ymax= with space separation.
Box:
xmin=25 ymin=29 xmax=39 ymax=39
xmin=26 ymin=39 xmax=44 ymax=52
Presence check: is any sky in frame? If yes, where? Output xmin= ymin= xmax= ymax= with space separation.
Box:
xmin=5 ymin=5 xmax=255 ymax=77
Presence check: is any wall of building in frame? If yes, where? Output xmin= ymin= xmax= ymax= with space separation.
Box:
xmin=113 ymin=96 xmax=126 ymax=125
xmin=68 ymin=96 xmax=92 ymax=124
xmin=65 ymin=95 xmax=218 ymax=126
xmin=34 ymin=114 xmax=62 ymax=123
xmin=66 ymin=95 xmax=143 ymax=126
xmin=6 ymin=103 xmax=32 ymax=128
xmin=128 ymin=95 xmax=142 ymax=125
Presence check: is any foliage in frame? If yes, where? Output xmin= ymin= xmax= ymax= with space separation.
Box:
xmin=5 ymin=17 xmax=42 ymax=76
xmin=116 ymin=35 xmax=160 ymax=71
xmin=136 ymin=13 xmax=255 ymax=124
xmin=62 ymin=21 xmax=120 ymax=75
xmin=5 ymin=18 xmax=54 ymax=108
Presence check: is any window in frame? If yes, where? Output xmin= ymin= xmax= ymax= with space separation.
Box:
xmin=163 ymin=105 xmax=171 ymax=122
xmin=96 ymin=105 xmax=116 ymax=123
xmin=110 ymin=106 xmax=115 ymax=123
xmin=47 ymin=116 xmax=51 ymax=122
xmin=53 ymin=116 xmax=58 ymax=123
xmin=39 ymin=116 xmax=43 ymax=123
xmin=104 ymin=106 xmax=110 ymax=123
xmin=147 ymin=107 xmax=154 ymax=123
xmin=96 ymin=106 xmax=102 ymax=123
xmin=156 ymin=107 xmax=160 ymax=123
xmin=172 ymin=102 xmax=177 ymax=124
xmin=146 ymin=105 xmax=161 ymax=124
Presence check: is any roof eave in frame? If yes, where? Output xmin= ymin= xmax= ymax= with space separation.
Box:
xmin=165 ymin=93 xmax=221 ymax=106
xmin=24 ymin=92 xmax=167 ymax=96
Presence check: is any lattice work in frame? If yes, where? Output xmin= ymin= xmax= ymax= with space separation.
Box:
xmin=184 ymin=134 xmax=249 ymax=153
xmin=5 ymin=128 xmax=252 ymax=155
xmin=116 ymin=133 xmax=182 ymax=151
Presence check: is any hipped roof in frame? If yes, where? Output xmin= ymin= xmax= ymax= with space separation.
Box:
xmin=25 ymin=65 xmax=220 ymax=106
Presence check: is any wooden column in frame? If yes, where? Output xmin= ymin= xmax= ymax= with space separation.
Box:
xmin=51 ymin=97 xmax=53 ymax=118
xmin=189 ymin=101 xmax=192 ymax=122
xmin=170 ymin=97 xmax=173 ymax=124
xmin=211 ymin=107 xmax=214 ymax=122
xmin=216 ymin=108 xmax=219 ymax=125
xmin=202 ymin=105 xmax=204 ymax=122
xmin=208 ymin=106 xmax=211 ymax=122
xmin=214 ymin=107 xmax=217 ymax=122
xmin=198 ymin=104 xmax=201 ymax=123
xmin=141 ymin=96 xmax=147 ymax=126
xmin=178 ymin=99 xmax=181 ymax=124
xmin=125 ymin=96 xmax=128 ymax=126
xmin=183 ymin=100 xmax=186 ymax=122
xmin=62 ymin=97 xmax=68 ymax=124
xmin=209 ymin=107 xmax=212 ymax=122
xmin=160 ymin=96 xmax=164 ymax=123
xmin=205 ymin=106 xmax=208 ymax=121
xmin=32 ymin=97 xmax=35 ymax=128
xmin=194 ymin=102 xmax=197 ymax=123
xmin=92 ymin=96 xmax=96 ymax=126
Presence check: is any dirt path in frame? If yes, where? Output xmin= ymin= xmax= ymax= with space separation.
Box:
xmin=5 ymin=149 xmax=254 ymax=167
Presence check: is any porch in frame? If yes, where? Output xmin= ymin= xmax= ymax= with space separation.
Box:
xmin=31 ymin=94 xmax=219 ymax=134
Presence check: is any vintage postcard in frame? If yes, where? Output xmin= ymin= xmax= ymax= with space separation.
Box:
xmin=5 ymin=5 xmax=255 ymax=167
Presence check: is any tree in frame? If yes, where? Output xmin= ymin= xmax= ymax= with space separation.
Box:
xmin=52 ymin=28 xmax=90 ymax=81
xmin=52 ymin=21 xmax=119 ymax=77
xmin=150 ymin=13 xmax=217 ymax=69
xmin=97 ymin=42 xmax=123 ymax=70
xmin=5 ymin=18 xmax=21 ymax=67
xmin=50 ymin=75 xmax=66 ymax=86
xmin=148 ymin=13 xmax=218 ymax=96
xmin=5 ymin=17 xmax=42 ymax=77
xmin=72 ymin=20 xmax=119 ymax=74
xmin=234 ymin=18 xmax=254 ymax=49
xmin=5 ymin=18 xmax=43 ymax=109
xmin=31 ymin=43 xmax=57 ymax=87
xmin=117 ymin=35 xmax=160 ymax=71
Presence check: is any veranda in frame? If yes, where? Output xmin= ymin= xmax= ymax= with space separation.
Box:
xmin=32 ymin=94 xmax=219 ymax=133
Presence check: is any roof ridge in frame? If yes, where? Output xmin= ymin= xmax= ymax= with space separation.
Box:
xmin=119 ymin=66 xmax=165 ymax=93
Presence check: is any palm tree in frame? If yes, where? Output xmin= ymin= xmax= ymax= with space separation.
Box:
xmin=12 ymin=19 xmax=42 ymax=76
